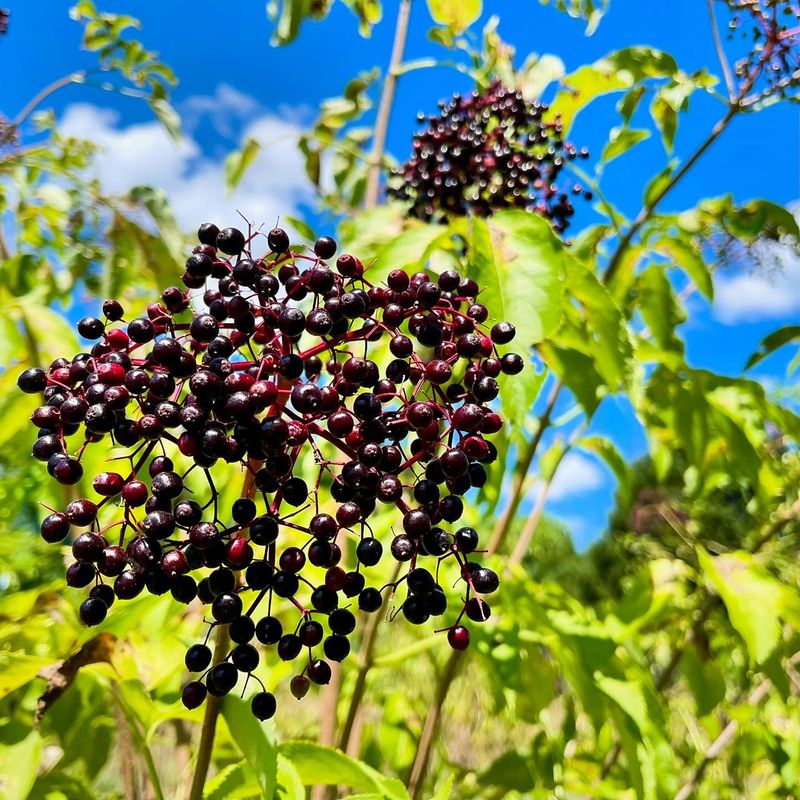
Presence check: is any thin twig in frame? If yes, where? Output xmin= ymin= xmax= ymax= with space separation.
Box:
xmin=13 ymin=72 xmax=86 ymax=127
xmin=406 ymin=649 xmax=463 ymax=799
xmin=602 ymin=105 xmax=737 ymax=285
xmin=673 ymin=677 xmax=773 ymax=800
xmin=364 ymin=0 xmax=412 ymax=209
xmin=598 ymin=496 xmax=800 ymax=781
xmin=488 ymin=381 xmax=562 ymax=555
xmin=707 ymin=0 xmax=736 ymax=100
xmin=337 ymin=561 xmax=403 ymax=754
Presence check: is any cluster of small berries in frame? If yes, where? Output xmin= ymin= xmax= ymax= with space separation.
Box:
xmin=722 ymin=0 xmax=800 ymax=99
xmin=387 ymin=80 xmax=590 ymax=231
xmin=18 ymin=222 xmax=521 ymax=719
xmin=0 ymin=9 xmax=8 ymax=36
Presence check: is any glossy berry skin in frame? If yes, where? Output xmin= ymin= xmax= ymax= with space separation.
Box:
xmin=182 ymin=681 xmax=208 ymax=710
xmin=185 ymin=643 xmax=212 ymax=672
xmin=307 ymin=658 xmax=332 ymax=685
xmin=251 ymin=691 xmax=277 ymax=720
xmin=206 ymin=662 xmax=238 ymax=696
xmin=79 ymin=597 xmax=108 ymax=626
xmin=447 ymin=625 xmax=470 ymax=651
xmin=216 ymin=227 xmax=246 ymax=255
xmin=19 ymin=222 xmax=520 ymax=722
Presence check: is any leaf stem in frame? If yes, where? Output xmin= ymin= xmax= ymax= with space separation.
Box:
xmin=364 ymin=0 xmax=412 ymax=209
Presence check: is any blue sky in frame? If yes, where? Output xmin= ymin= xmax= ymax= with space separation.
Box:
xmin=2 ymin=1 xmax=798 ymax=548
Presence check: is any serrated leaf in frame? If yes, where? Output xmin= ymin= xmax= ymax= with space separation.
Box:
xmin=696 ymin=547 xmax=800 ymax=664
xmin=224 ymin=138 xmax=261 ymax=193
xmin=551 ymin=47 xmax=677 ymax=133
xmin=426 ymin=0 xmax=482 ymax=34
xmin=204 ymin=762 xmax=258 ymax=800
xmin=470 ymin=210 xmax=564 ymax=346
xmin=601 ymin=126 xmax=650 ymax=165
xmin=278 ymin=741 xmax=410 ymax=799
xmin=221 ymin=696 xmax=278 ymax=799
xmin=276 ymin=754 xmax=305 ymax=800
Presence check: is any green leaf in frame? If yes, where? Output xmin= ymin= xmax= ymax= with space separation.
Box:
xmin=0 ymin=724 xmax=42 ymax=800
xmin=580 ymin=436 xmax=632 ymax=513
xmin=479 ymin=750 xmax=535 ymax=791
xmin=644 ymin=161 xmax=676 ymax=208
xmin=601 ymin=126 xmax=650 ymax=165
xmin=535 ymin=0 xmax=609 ymax=34
xmin=650 ymin=94 xmax=677 ymax=154
xmin=637 ymin=265 xmax=686 ymax=352
xmin=680 ymin=646 xmax=726 ymax=717
xmin=276 ymin=754 xmax=306 ymax=800
xmin=221 ymin=696 xmax=278 ymax=799
xmin=224 ymin=138 xmax=261 ymax=193
xmin=204 ymin=762 xmax=259 ymax=800
xmin=551 ymin=47 xmax=677 ymax=133
xmin=278 ymin=741 xmax=410 ymax=799
xmin=149 ymin=98 xmax=182 ymax=142
xmin=696 ymin=548 xmax=800 ymax=664
xmin=0 ymin=652 xmax=51 ymax=699
xmin=426 ymin=0 xmax=482 ymax=34
xmin=745 ymin=325 xmax=800 ymax=369
xmin=471 ymin=210 xmax=565 ymax=347
xmin=659 ymin=235 xmax=713 ymax=300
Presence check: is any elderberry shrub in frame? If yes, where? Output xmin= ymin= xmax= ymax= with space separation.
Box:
xmin=388 ymin=80 xmax=591 ymax=232
xmin=18 ymin=222 xmax=522 ymax=720
xmin=720 ymin=0 xmax=800 ymax=100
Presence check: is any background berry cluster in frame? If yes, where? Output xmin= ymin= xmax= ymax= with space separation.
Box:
xmin=388 ymin=80 xmax=590 ymax=231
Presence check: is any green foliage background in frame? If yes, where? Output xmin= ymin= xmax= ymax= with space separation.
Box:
xmin=1 ymin=2 xmax=799 ymax=799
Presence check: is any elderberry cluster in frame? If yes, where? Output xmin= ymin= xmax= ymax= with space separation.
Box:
xmin=18 ymin=222 xmax=522 ymax=720
xmin=721 ymin=0 xmax=800 ymax=99
xmin=387 ymin=80 xmax=591 ymax=231
xmin=0 ymin=9 xmax=8 ymax=37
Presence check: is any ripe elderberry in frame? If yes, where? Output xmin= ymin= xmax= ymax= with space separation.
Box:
xmin=18 ymin=221 xmax=520 ymax=720
xmin=388 ymin=80 xmax=591 ymax=232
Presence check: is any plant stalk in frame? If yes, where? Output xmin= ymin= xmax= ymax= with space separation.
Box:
xmin=602 ymin=105 xmax=737 ymax=285
xmin=337 ymin=562 xmax=403 ymax=754
xmin=406 ymin=649 xmax=463 ymax=799
xmin=364 ymin=0 xmax=412 ymax=209
xmin=488 ymin=380 xmax=562 ymax=555
xmin=187 ymin=620 xmax=231 ymax=800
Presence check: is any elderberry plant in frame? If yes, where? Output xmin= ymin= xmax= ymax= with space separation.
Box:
xmin=18 ymin=222 xmax=522 ymax=720
xmin=387 ymin=80 xmax=591 ymax=231
xmin=721 ymin=0 xmax=800 ymax=101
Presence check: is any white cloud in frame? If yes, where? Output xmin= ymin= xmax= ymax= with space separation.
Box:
xmin=713 ymin=238 xmax=800 ymax=324
xmin=181 ymin=83 xmax=259 ymax=137
xmin=59 ymin=92 xmax=314 ymax=236
xmin=546 ymin=452 xmax=606 ymax=501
